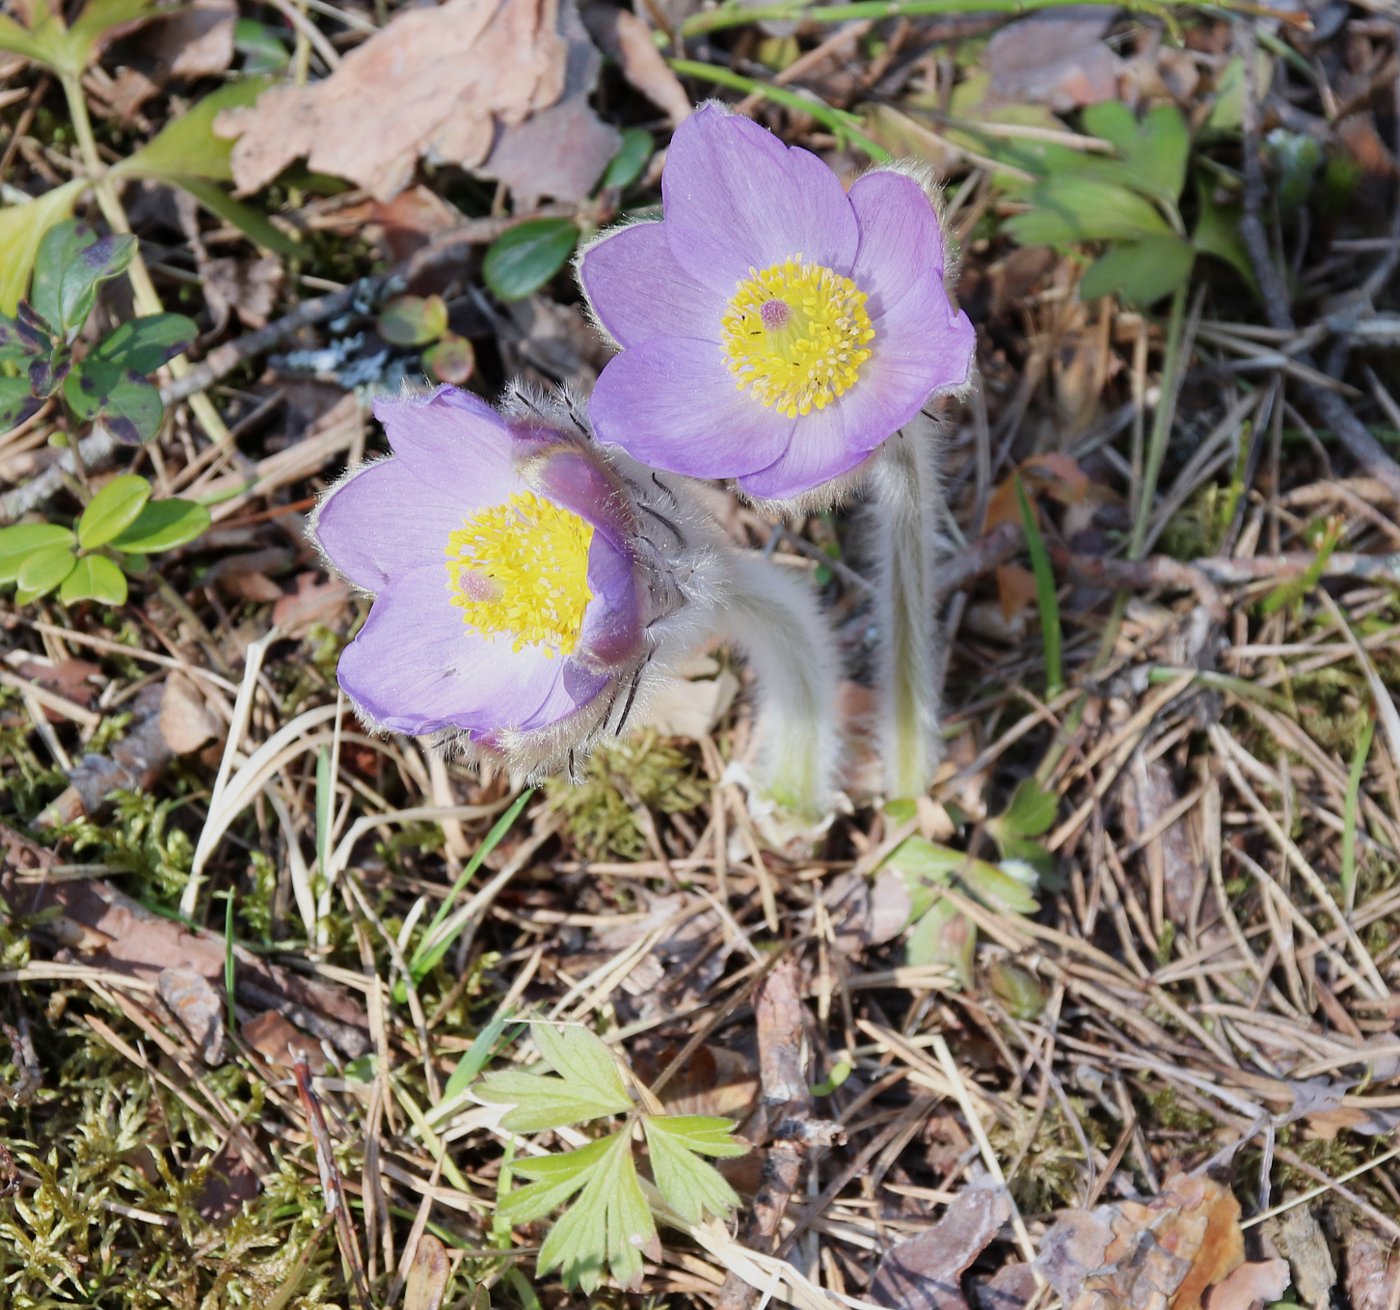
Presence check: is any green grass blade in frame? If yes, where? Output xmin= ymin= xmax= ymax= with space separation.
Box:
xmin=1013 ymin=474 xmax=1062 ymax=698
xmin=1341 ymin=718 xmax=1375 ymax=914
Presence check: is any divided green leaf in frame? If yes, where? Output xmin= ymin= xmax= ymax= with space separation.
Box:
xmin=1004 ymin=176 xmax=1173 ymax=248
xmin=1081 ymin=102 xmax=1189 ymax=206
xmin=476 ymin=1023 xmax=632 ymax=1132
xmin=1079 ymin=235 xmax=1194 ymax=306
xmin=642 ymin=1115 xmax=744 ymax=1225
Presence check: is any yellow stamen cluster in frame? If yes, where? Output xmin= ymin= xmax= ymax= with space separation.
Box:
xmin=721 ymin=256 xmax=875 ymax=418
xmin=444 ymin=492 xmax=594 ymax=656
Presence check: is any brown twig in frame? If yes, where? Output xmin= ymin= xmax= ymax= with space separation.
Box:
xmin=1235 ymin=23 xmax=1400 ymax=503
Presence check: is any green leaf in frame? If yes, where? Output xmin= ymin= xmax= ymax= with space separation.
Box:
xmin=0 ymin=10 xmax=67 ymax=70
xmin=602 ymin=128 xmax=654 ymax=191
xmin=16 ymin=541 xmax=77 ymax=598
xmin=378 ymin=294 xmax=447 ymax=347
xmin=483 ymin=219 xmax=579 ymax=302
xmin=1192 ymin=180 xmax=1259 ymax=294
xmin=0 ymin=308 xmax=48 ymax=364
xmin=234 ymin=17 xmax=289 ymax=74
xmin=94 ymin=313 xmax=197 ymax=374
xmin=0 ymin=522 xmax=76 ymax=583
xmin=0 ymin=375 xmax=39 ymax=434
xmin=501 ymin=1136 xmax=614 ymax=1225
xmin=59 ymin=553 xmax=127 ymax=605
xmin=1004 ymin=176 xmax=1173 ymax=248
xmin=115 ymin=78 xmax=270 ymax=185
xmin=1079 ymin=236 xmax=1194 ymax=307
xmin=171 ymin=176 xmax=301 ymax=256
xmin=477 ymin=1023 xmax=632 ymax=1132
xmin=0 ymin=178 xmax=86 ymax=315
xmin=642 ymin=1115 xmax=744 ymax=1225
xmin=108 ymin=497 xmax=210 ymax=553
xmin=535 ymin=1132 xmax=656 ymax=1292
xmin=64 ymin=361 xmax=163 ymax=444
xmin=993 ymin=778 xmax=1058 ymax=840
xmin=958 ymin=858 xmax=1040 ymax=916
xmin=1014 ymin=473 xmax=1061 ymax=696
xmin=32 ymin=220 xmax=136 ymax=341
xmin=422 ymin=333 xmax=475 ymax=385
xmin=77 ymin=473 xmax=151 ymax=548
xmin=906 ymin=898 xmax=975 ymax=988
xmin=1081 ymin=102 xmax=1189 ymax=205
xmin=64 ymin=0 xmax=165 ymax=73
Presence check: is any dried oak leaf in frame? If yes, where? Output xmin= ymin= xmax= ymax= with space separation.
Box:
xmin=870 ymin=1184 xmax=1013 ymax=1310
xmin=217 ymin=0 xmax=571 ymax=201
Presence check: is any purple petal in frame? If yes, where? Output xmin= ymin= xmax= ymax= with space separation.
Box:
xmin=312 ymin=458 xmax=464 ymax=593
xmin=372 ymin=387 xmax=519 ymax=497
xmin=517 ymin=660 xmax=610 ymax=733
xmin=589 ymin=337 xmax=793 ymax=479
xmin=861 ymin=270 xmax=976 ymax=412
xmin=736 ymin=404 xmax=875 ymax=500
xmin=579 ymin=222 xmax=725 ymax=348
xmin=338 ymin=564 xmax=573 ymax=736
xmin=848 ymin=170 xmax=946 ymax=317
xmin=530 ymin=446 xmax=635 ymax=555
xmin=578 ymin=530 xmax=643 ymax=669
xmin=661 ymin=105 xmax=859 ymax=289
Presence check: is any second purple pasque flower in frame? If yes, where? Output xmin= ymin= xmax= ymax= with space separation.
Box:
xmin=578 ymin=103 xmax=975 ymax=502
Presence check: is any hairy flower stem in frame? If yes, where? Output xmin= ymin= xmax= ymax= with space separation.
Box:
xmin=870 ymin=416 xmax=945 ymax=799
xmin=716 ymin=551 xmax=843 ymax=820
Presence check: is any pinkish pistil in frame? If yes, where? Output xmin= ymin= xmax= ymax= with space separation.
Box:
xmin=759 ymin=298 xmax=791 ymax=331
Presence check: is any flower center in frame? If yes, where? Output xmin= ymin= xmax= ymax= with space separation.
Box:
xmin=721 ymin=256 xmax=875 ymax=419
xmin=444 ymin=491 xmax=594 ymax=656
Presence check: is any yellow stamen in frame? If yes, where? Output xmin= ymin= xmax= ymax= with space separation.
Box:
xmin=721 ymin=256 xmax=875 ymax=419
xmin=444 ymin=491 xmax=594 ymax=655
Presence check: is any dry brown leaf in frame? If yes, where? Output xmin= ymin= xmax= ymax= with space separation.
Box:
xmin=1263 ymin=1205 xmax=1335 ymax=1308
xmin=241 ymin=1011 xmax=330 ymax=1072
xmin=1343 ymin=1223 xmax=1400 ymax=1310
xmin=404 ymin=1233 xmax=451 ymax=1310
xmin=1202 ymin=1257 xmax=1289 ymax=1309
xmin=147 ymin=0 xmax=236 ymax=79
xmin=582 ymin=3 xmax=690 ymax=126
xmin=272 ymin=572 xmax=352 ymax=638
xmin=158 ymin=965 xmax=226 ymax=1064
xmin=984 ymin=6 xmax=1120 ymax=111
xmin=476 ymin=0 xmax=620 ymax=202
xmin=159 ymin=671 xmax=220 ymax=755
xmin=870 ymin=1184 xmax=1013 ymax=1310
xmin=218 ymin=0 xmax=571 ymax=201
xmin=642 ymin=656 xmax=739 ymax=740
xmin=199 ymin=254 xmax=283 ymax=332
xmin=996 ymin=564 xmax=1038 ymax=623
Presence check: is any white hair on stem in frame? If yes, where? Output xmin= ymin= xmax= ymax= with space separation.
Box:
xmin=713 ymin=550 xmax=844 ymax=821
xmin=867 ymin=412 xmax=949 ymax=800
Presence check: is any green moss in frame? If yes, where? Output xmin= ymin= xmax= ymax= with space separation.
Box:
xmin=547 ymin=732 xmax=709 ymax=861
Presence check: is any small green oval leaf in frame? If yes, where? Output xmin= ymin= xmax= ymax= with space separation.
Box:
xmin=0 ymin=522 xmax=76 ymax=582
xmin=109 ymin=497 xmax=210 ymax=554
xmin=15 ymin=542 xmax=77 ymax=598
xmin=483 ymin=218 xmax=579 ymax=302
xmin=78 ymin=473 xmax=152 ymax=548
xmin=602 ymin=128 xmax=653 ymax=191
xmin=422 ymin=332 xmax=475 ymax=385
xmin=59 ymin=553 xmax=128 ymax=606
xmin=378 ymin=294 xmax=448 ymax=347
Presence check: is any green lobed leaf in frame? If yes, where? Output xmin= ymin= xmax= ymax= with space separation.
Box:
xmin=0 ymin=178 xmax=86 ymax=315
xmin=958 ymin=858 xmax=1040 ymax=916
xmin=15 ymin=541 xmax=77 ymax=598
xmin=1004 ymin=176 xmax=1173 ymax=248
xmin=477 ymin=1023 xmax=632 ymax=1132
xmin=1192 ymin=179 xmax=1259 ymax=294
xmin=483 ymin=219 xmax=579 ymax=302
xmin=1078 ymin=236 xmax=1194 ymax=307
xmin=0 ymin=11 xmax=66 ymax=69
xmin=32 ymin=221 xmax=137 ymax=341
xmin=535 ymin=1131 xmax=656 ymax=1293
xmin=115 ymin=79 xmax=273 ymax=186
xmin=94 ymin=313 xmax=197 ymax=374
xmin=0 ymin=522 xmax=76 ymax=584
xmin=59 ymin=553 xmax=127 ymax=605
xmin=905 ymin=897 xmax=975 ymax=988
xmin=108 ymin=497 xmax=210 ymax=553
xmin=642 ymin=1115 xmax=743 ymax=1225
xmin=77 ymin=473 xmax=152 ymax=549
xmin=64 ymin=361 xmax=163 ymax=444
xmin=64 ymin=0 xmax=165 ymax=73
xmin=501 ymin=1136 xmax=615 ymax=1226
xmin=1081 ymin=102 xmax=1189 ymax=206
xmin=992 ymin=778 xmax=1058 ymax=840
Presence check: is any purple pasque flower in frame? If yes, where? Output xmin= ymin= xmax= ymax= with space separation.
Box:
xmin=311 ymin=385 xmax=718 ymax=775
xmin=577 ymin=103 xmax=976 ymax=503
